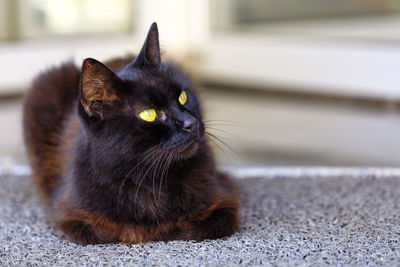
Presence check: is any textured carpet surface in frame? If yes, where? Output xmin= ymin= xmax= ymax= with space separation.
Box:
xmin=1 ymin=168 xmax=400 ymax=266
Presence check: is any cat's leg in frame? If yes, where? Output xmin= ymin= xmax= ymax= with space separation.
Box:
xmin=54 ymin=202 xmax=120 ymax=245
xmin=154 ymin=204 xmax=239 ymax=242
xmin=57 ymin=208 xmax=177 ymax=245
xmin=58 ymin=205 xmax=239 ymax=245
xmin=193 ymin=172 xmax=240 ymax=240
xmin=164 ymin=173 xmax=240 ymax=241
xmin=191 ymin=206 xmax=240 ymax=240
xmin=59 ymin=219 xmax=118 ymax=245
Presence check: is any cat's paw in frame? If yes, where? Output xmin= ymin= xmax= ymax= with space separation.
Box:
xmin=195 ymin=208 xmax=240 ymax=240
xmin=60 ymin=220 xmax=115 ymax=245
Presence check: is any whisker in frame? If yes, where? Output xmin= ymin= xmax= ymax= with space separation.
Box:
xmin=127 ymin=146 xmax=161 ymax=175
xmin=204 ymin=119 xmax=241 ymax=124
xmin=205 ymin=131 xmax=238 ymax=157
xmin=151 ymin=148 xmax=167 ymax=204
xmin=156 ymin=151 xmax=168 ymax=203
xmin=117 ymin=145 xmax=161 ymax=201
xmin=206 ymin=134 xmax=226 ymax=154
xmin=204 ymin=119 xmax=254 ymax=130
xmin=158 ymin=150 xmax=174 ymax=202
xmin=134 ymin=149 xmax=165 ymax=203
xmin=205 ymin=126 xmax=243 ymax=141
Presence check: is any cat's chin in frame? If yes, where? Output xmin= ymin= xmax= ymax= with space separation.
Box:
xmin=173 ymin=139 xmax=200 ymax=159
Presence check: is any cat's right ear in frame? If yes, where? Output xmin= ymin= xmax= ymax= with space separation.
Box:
xmin=131 ymin=22 xmax=161 ymax=68
xmin=80 ymin=58 xmax=123 ymax=119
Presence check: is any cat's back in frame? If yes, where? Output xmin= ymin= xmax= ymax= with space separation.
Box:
xmin=23 ymin=62 xmax=81 ymax=199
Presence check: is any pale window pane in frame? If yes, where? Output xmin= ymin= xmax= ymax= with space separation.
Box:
xmin=21 ymin=0 xmax=134 ymax=38
xmin=212 ymin=0 xmax=400 ymax=29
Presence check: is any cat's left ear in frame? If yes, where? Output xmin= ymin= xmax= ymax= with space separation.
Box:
xmin=131 ymin=22 xmax=161 ymax=67
xmin=80 ymin=58 xmax=123 ymax=119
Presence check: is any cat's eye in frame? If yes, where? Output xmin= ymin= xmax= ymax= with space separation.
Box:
xmin=178 ymin=90 xmax=187 ymax=105
xmin=139 ymin=109 xmax=156 ymax=122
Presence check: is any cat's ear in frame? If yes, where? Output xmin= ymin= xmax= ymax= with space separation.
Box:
xmin=132 ymin=22 xmax=161 ymax=67
xmin=80 ymin=58 xmax=123 ymax=119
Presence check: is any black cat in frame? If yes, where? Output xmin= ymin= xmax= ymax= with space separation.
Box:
xmin=23 ymin=23 xmax=240 ymax=245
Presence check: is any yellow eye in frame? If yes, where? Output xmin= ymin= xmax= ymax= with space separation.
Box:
xmin=179 ymin=90 xmax=187 ymax=105
xmin=139 ymin=109 xmax=156 ymax=122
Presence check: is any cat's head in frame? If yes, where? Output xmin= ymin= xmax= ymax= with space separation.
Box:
xmin=78 ymin=23 xmax=205 ymax=160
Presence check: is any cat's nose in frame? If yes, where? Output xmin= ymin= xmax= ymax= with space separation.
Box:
xmin=182 ymin=118 xmax=198 ymax=135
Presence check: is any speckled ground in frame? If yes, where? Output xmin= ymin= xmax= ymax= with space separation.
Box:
xmin=1 ymin=168 xmax=400 ymax=266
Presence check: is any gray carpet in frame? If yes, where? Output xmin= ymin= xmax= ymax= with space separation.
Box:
xmin=1 ymin=168 xmax=400 ymax=266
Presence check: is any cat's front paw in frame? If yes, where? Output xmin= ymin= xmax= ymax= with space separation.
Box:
xmin=60 ymin=220 xmax=115 ymax=245
xmin=194 ymin=208 xmax=240 ymax=240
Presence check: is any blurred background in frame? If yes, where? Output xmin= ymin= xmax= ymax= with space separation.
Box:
xmin=1 ymin=0 xmax=400 ymax=168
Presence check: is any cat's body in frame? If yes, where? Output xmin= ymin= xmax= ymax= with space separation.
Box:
xmin=23 ymin=23 xmax=240 ymax=245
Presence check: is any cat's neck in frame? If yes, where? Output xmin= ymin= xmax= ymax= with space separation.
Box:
xmin=74 ymin=136 xmax=215 ymax=186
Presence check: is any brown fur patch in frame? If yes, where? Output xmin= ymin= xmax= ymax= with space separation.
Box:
xmin=55 ymin=189 xmax=240 ymax=245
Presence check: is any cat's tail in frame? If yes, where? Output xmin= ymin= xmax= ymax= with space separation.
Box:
xmin=23 ymin=61 xmax=80 ymax=200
